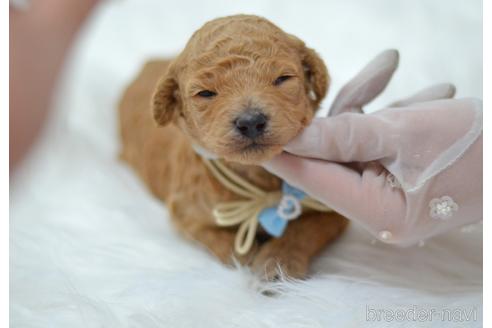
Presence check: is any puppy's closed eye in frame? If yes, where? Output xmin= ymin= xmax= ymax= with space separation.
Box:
xmin=273 ymin=75 xmax=294 ymax=86
xmin=196 ymin=90 xmax=217 ymax=98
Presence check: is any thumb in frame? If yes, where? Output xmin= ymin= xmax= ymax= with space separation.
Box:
xmin=263 ymin=153 xmax=406 ymax=235
xmin=284 ymin=114 xmax=394 ymax=163
xmin=263 ymin=152 xmax=364 ymax=216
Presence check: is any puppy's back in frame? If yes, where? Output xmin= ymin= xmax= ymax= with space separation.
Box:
xmin=118 ymin=60 xmax=186 ymax=199
xmin=119 ymin=60 xmax=169 ymax=159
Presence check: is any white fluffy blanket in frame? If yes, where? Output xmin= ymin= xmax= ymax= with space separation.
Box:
xmin=10 ymin=1 xmax=482 ymax=327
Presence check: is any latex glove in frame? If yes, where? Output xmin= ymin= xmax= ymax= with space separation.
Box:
xmin=265 ymin=50 xmax=483 ymax=245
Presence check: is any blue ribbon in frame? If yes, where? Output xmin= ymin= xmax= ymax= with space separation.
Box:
xmin=258 ymin=182 xmax=306 ymax=237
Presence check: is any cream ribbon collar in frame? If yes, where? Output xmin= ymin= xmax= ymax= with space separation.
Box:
xmin=202 ymin=158 xmax=333 ymax=255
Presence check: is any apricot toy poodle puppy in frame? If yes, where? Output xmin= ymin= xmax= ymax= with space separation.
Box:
xmin=118 ymin=14 xmax=348 ymax=280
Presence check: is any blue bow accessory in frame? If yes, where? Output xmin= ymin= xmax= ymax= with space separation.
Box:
xmin=258 ymin=182 xmax=306 ymax=237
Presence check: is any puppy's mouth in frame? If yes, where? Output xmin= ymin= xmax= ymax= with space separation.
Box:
xmin=221 ymin=139 xmax=284 ymax=164
xmin=241 ymin=142 xmax=269 ymax=152
xmin=203 ymin=130 xmax=292 ymax=164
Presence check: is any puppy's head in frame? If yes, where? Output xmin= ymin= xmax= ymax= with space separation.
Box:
xmin=152 ymin=15 xmax=329 ymax=164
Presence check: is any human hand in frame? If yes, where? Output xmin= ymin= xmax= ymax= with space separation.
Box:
xmin=264 ymin=50 xmax=482 ymax=245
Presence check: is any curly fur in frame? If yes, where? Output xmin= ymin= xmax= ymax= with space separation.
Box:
xmin=118 ymin=15 xmax=347 ymax=279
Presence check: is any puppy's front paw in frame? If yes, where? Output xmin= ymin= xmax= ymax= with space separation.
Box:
xmin=251 ymin=245 xmax=309 ymax=281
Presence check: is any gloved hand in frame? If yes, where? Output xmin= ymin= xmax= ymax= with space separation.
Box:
xmin=264 ymin=50 xmax=483 ymax=245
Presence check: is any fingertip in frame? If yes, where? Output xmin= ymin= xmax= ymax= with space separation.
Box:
xmin=264 ymin=150 xmax=307 ymax=165
xmin=446 ymin=84 xmax=456 ymax=98
xmin=283 ymin=119 xmax=322 ymax=155
xmin=387 ymin=49 xmax=400 ymax=64
xmin=262 ymin=152 xmax=318 ymax=184
xmin=262 ymin=155 xmax=281 ymax=172
xmin=371 ymin=49 xmax=399 ymax=75
xmin=431 ymin=83 xmax=456 ymax=99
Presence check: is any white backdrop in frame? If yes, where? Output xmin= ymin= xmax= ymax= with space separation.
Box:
xmin=11 ymin=1 xmax=482 ymax=327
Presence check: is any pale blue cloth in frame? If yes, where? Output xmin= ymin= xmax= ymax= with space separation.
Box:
xmin=258 ymin=183 xmax=306 ymax=237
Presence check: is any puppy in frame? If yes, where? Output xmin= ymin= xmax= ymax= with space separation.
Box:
xmin=119 ymin=15 xmax=348 ymax=280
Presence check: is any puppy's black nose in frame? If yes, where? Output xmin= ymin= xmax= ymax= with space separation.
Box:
xmin=234 ymin=112 xmax=268 ymax=139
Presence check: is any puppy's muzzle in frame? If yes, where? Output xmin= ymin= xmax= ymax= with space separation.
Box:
xmin=234 ymin=111 xmax=268 ymax=139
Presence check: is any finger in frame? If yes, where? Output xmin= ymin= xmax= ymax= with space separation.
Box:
xmin=329 ymin=49 xmax=399 ymax=116
xmin=387 ymin=83 xmax=456 ymax=108
xmin=263 ymin=153 xmax=406 ymax=229
xmin=263 ymin=153 xmax=365 ymax=216
xmin=284 ymin=115 xmax=393 ymax=162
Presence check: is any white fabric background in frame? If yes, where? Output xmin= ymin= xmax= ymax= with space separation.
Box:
xmin=10 ymin=0 xmax=482 ymax=327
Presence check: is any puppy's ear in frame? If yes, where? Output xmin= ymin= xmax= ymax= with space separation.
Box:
xmin=286 ymin=33 xmax=329 ymax=109
xmin=300 ymin=45 xmax=330 ymax=109
xmin=152 ymin=64 xmax=181 ymax=126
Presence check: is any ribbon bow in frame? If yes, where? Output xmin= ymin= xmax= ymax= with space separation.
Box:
xmin=203 ymin=159 xmax=332 ymax=255
xmin=258 ymin=183 xmax=306 ymax=237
